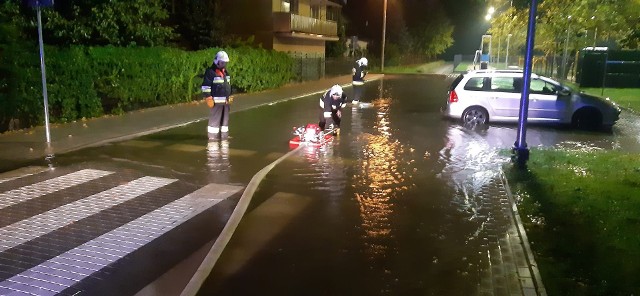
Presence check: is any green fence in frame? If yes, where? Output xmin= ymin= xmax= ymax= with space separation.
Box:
xmin=576 ymin=49 xmax=640 ymax=88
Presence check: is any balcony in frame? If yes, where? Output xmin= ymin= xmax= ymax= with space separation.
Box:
xmin=273 ymin=12 xmax=338 ymax=41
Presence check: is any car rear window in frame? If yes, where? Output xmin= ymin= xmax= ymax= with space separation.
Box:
xmin=449 ymin=74 xmax=464 ymax=91
xmin=463 ymin=77 xmax=485 ymax=91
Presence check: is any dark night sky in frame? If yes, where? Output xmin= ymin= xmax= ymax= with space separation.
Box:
xmin=341 ymin=0 xmax=490 ymax=58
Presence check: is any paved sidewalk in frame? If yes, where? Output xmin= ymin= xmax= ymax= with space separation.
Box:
xmin=0 ymin=74 xmax=381 ymax=173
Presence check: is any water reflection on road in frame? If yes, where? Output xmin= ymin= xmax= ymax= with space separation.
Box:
xmin=201 ymin=75 xmax=640 ymax=295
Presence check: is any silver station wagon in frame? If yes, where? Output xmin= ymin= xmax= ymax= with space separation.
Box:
xmin=443 ymin=70 xmax=621 ymax=129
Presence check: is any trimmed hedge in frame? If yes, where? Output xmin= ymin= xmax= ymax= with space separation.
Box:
xmin=0 ymin=45 xmax=294 ymax=132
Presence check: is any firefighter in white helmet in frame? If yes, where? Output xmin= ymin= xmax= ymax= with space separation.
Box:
xmin=319 ymin=84 xmax=347 ymax=134
xmin=351 ymin=57 xmax=368 ymax=104
xmin=201 ymin=50 xmax=233 ymax=139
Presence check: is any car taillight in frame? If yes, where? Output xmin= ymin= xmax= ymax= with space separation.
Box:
xmin=448 ymin=90 xmax=458 ymax=103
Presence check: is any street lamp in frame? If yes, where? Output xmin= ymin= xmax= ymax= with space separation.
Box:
xmin=505 ymin=33 xmax=512 ymax=68
xmin=485 ymin=6 xmax=494 ymax=21
xmin=381 ymin=0 xmax=387 ymax=72
xmin=591 ymin=16 xmax=597 ymax=48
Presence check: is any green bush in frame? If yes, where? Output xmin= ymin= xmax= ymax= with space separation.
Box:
xmin=1 ymin=45 xmax=295 ymax=132
xmin=47 ymin=46 xmax=102 ymax=122
xmin=227 ymin=46 xmax=294 ymax=92
xmin=89 ymin=46 xmax=206 ymax=113
xmin=0 ymin=25 xmax=44 ymax=130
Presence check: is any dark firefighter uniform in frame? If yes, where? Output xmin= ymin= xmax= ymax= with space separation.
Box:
xmin=318 ymin=85 xmax=347 ymax=131
xmin=201 ymin=52 xmax=232 ymax=139
xmin=351 ymin=57 xmax=367 ymax=104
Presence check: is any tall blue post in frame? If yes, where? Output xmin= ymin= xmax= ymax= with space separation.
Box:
xmin=512 ymin=0 xmax=539 ymax=168
xmin=28 ymin=0 xmax=54 ymax=144
xmin=37 ymin=5 xmax=51 ymax=143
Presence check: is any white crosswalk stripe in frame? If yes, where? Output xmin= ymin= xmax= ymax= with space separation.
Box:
xmin=0 ymin=169 xmax=112 ymax=210
xmin=0 ymin=176 xmax=176 ymax=253
xmin=0 ymin=168 xmax=242 ymax=296
xmin=0 ymin=184 xmax=224 ymax=296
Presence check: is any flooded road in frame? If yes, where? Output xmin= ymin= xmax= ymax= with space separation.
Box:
xmin=45 ymin=75 xmax=640 ymax=295
xmin=199 ymin=76 xmax=638 ymax=295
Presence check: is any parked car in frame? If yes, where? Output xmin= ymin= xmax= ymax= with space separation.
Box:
xmin=443 ymin=70 xmax=621 ymax=129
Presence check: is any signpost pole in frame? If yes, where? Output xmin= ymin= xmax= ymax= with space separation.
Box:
xmin=36 ymin=4 xmax=52 ymax=143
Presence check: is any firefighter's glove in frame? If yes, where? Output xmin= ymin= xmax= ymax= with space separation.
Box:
xmin=205 ymin=96 xmax=214 ymax=108
xmin=228 ymin=96 xmax=234 ymax=104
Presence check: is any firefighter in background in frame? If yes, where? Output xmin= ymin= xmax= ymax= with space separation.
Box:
xmin=319 ymin=84 xmax=347 ymax=134
xmin=351 ymin=57 xmax=368 ymax=104
xmin=202 ymin=51 xmax=233 ymax=139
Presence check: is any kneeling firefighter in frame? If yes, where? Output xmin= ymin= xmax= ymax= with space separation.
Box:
xmin=319 ymin=84 xmax=347 ymax=133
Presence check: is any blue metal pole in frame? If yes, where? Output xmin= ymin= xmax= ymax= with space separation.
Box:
xmin=37 ymin=5 xmax=52 ymax=143
xmin=513 ymin=0 xmax=539 ymax=168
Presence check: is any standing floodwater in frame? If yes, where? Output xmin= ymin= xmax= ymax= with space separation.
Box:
xmin=41 ymin=75 xmax=638 ymax=295
xmin=199 ymin=74 xmax=629 ymax=295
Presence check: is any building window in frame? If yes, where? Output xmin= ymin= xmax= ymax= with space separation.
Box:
xmin=282 ymin=0 xmax=299 ymax=14
xmin=311 ymin=5 xmax=320 ymax=19
xmin=326 ymin=6 xmax=339 ymax=21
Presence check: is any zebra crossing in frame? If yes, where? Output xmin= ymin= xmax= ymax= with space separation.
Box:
xmin=0 ymin=167 xmax=242 ymax=296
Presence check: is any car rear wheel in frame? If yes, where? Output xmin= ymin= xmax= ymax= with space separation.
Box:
xmin=462 ymin=107 xmax=489 ymax=126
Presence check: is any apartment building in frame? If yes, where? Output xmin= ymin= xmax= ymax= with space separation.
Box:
xmin=226 ymin=0 xmax=342 ymax=80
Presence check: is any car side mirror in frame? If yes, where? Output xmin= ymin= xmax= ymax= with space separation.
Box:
xmin=558 ymin=89 xmax=571 ymax=96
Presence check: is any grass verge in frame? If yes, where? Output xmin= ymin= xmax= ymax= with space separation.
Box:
xmin=382 ymin=60 xmax=447 ymax=74
xmin=505 ymin=149 xmax=640 ymax=295
xmin=580 ymin=87 xmax=640 ymax=112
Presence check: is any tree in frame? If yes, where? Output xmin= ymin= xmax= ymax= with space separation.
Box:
xmin=40 ymin=0 xmax=176 ymax=46
xmin=170 ymin=0 xmax=226 ymax=49
xmin=412 ymin=15 xmax=454 ymax=60
xmin=326 ymin=13 xmax=348 ymax=58
xmin=488 ymin=0 xmax=640 ymax=77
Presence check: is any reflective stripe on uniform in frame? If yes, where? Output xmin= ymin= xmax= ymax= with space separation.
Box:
xmin=201 ymin=86 xmax=212 ymax=92
xmin=213 ymin=97 xmax=227 ymax=103
xmin=220 ymin=126 xmax=229 ymax=133
xmin=208 ymin=126 xmax=220 ymax=134
xmin=323 ymin=112 xmax=332 ymax=118
xmin=352 ymin=81 xmax=364 ymax=86
xmin=212 ymin=76 xmax=231 ymax=84
xmin=319 ymin=98 xmax=324 ymax=108
xmin=340 ymin=103 xmax=347 ymax=108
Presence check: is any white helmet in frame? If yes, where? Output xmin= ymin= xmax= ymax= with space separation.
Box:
xmin=214 ymin=50 xmax=230 ymax=66
xmin=357 ymin=57 xmax=368 ymax=66
xmin=330 ymin=84 xmax=343 ymax=97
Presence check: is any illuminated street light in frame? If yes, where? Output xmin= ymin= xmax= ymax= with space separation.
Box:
xmin=485 ymin=6 xmax=495 ymax=21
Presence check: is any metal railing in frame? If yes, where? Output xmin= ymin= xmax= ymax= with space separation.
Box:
xmin=273 ymin=12 xmax=337 ymax=37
